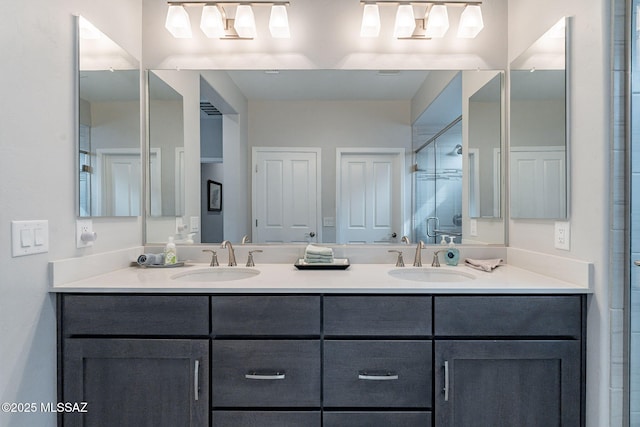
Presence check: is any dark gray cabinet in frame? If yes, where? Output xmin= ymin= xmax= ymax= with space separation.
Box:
xmin=58 ymin=293 xmax=585 ymax=427
xmin=58 ymin=295 xmax=209 ymax=427
xmin=434 ymin=340 xmax=581 ymax=427
xmin=63 ymin=339 xmax=208 ymax=427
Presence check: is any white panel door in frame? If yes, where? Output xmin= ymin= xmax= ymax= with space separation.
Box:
xmin=510 ymin=147 xmax=566 ymax=218
xmin=97 ymin=150 xmax=141 ymax=216
xmin=338 ymin=151 xmax=403 ymax=244
xmin=253 ymin=148 xmax=320 ymax=243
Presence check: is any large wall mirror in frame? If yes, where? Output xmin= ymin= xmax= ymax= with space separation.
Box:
xmin=145 ymin=69 xmax=505 ymax=245
xmin=510 ymin=17 xmax=569 ymax=219
xmin=77 ymin=16 xmax=141 ymax=217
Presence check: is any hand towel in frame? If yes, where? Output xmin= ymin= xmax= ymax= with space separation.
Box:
xmin=305 ymin=244 xmax=334 ymax=257
xmin=137 ymin=253 xmax=165 ymax=266
xmin=464 ymin=258 xmax=504 ymax=272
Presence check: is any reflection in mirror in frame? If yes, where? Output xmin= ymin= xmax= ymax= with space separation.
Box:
xmin=77 ymin=16 xmax=140 ymax=217
xmin=510 ymin=17 xmax=568 ymax=219
xmin=145 ymin=70 xmax=505 ymax=245
xmin=468 ymin=72 xmax=502 ymax=219
xmin=413 ymin=73 xmax=463 ymax=244
xmin=147 ymin=71 xmax=185 ymax=218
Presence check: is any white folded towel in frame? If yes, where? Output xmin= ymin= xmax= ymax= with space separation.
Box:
xmin=464 ymin=258 xmax=504 ymax=272
xmin=137 ymin=253 xmax=165 ymax=266
xmin=304 ymin=244 xmax=334 ymax=263
xmin=305 ymin=244 xmax=334 ymax=257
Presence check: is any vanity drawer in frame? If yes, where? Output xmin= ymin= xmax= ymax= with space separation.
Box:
xmin=211 ymin=295 xmax=320 ymax=336
xmin=324 ymin=296 xmax=432 ymax=336
xmin=323 ymin=340 xmax=432 ymax=408
xmin=434 ymin=296 xmax=582 ymax=337
xmin=62 ymin=295 xmax=209 ymax=336
xmin=211 ymin=340 xmax=321 ymax=407
xmin=323 ymin=411 xmax=432 ymax=427
xmin=212 ymin=411 xmax=321 ymax=427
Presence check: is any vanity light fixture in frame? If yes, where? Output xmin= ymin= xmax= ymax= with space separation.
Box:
xmin=360 ymin=4 xmax=381 ymax=37
xmin=165 ymin=1 xmax=290 ymax=39
xmin=360 ymin=1 xmax=483 ymax=40
xmin=165 ymin=5 xmax=193 ymax=38
xmin=457 ymin=4 xmax=483 ymax=38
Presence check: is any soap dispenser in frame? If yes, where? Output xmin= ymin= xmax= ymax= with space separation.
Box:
xmin=445 ymin=236 xmax=460 ymax=266
xmin=164 ymin=236 xmax=177 ymax=265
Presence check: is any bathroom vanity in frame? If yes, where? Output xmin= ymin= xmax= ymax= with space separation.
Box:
xmin=53 ymin=262 xmax=587 ymax=427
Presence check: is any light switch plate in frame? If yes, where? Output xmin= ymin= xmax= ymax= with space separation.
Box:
xmin=554 ymin=221 xmax=570 ymax=250
xmin=190 ymin=216 xmax=200 ymax=232
xmin=12 ymin=220 xmax=49 ymax=257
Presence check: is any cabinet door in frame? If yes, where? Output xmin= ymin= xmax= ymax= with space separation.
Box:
xmin=434 ymin=340 xmax=581 ymax=427
xmin=63 ymin=339 xmax=208 ymax=427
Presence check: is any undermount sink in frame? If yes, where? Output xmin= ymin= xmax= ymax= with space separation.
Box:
xmin=388 ymin=268 xmax=476 ymax=283
xmin=171 ymin=267 xmax=260 ymax=282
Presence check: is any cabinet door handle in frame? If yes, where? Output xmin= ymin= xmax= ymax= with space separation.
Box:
xmin=194 ymin=360 xmax=200 ymax=401
xmin=443 ymin=361 xmax=450 ymax=402
xmin=358 ymin=370 xmax=399 ymax=381
xmin=634 ymin=260 xmax=640 ymax=266
xmin=245 ymin=370 xmax=286 ymax=380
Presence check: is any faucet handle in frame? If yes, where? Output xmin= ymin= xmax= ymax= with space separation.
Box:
xmin=388 ymin=250 xmax=405 ymax=267
xmin=432 ymin=250 xmax=445 ymax=267
xmin=202 ymin=249 xmax=219 ymax=267
xmin=246 ymin=250 xmax=263 ymax=267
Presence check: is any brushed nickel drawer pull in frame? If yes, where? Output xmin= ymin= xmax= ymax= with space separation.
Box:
xmin=194 ymin=360 xmax=200 ymax=401
xmin=245 ymin=370 xmax=286 ymax=380
xmin=444 ymin=361 xmax=450 ymax=402
xmin=358 ymin=370 xmax=399 ymax=381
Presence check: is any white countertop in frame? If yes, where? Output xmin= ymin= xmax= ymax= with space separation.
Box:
xmin=50 ymin=261 xmax=590 ymax=294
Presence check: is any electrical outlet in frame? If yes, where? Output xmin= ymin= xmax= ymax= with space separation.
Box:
xmin=76 ymin=219 xmax=95 ymax=248
xmin=190 ymin=216 xmax=200 ymax=232
xmin=554 ymin=221 xmax=570 ymax=250
xmin=469 ymin=219 xmax=478 ymax=237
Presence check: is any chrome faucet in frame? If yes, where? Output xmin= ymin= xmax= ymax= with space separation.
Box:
xmin=413 ymin=241 xmax=426 ymax=267
xmin=202 ymin=249 xmax=219 ymax=267
xmin=220 ymin=241 xmax=237 ymax=266
xmin=401 ymin=235 xmax=411 ymax=244
xmin=241 ymin=235 xmax=251 ymax=244
xmin=246 ymin=250 xmax=263 ymax=267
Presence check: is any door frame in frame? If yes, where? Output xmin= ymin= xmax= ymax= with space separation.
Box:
xmin=251 ymin=147 xmax=322 ymax=243
xmin=335 ymin=147 xmax=406 ymax=244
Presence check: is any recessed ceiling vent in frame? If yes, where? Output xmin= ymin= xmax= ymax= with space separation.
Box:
xmin=200 ymin=101 xmax=221 ymax=116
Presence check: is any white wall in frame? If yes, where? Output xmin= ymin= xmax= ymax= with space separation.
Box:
xmin=0 ymin=1 xmax=141 ymax=426
xmin=508 ymin=1 xmax=610 ymax=426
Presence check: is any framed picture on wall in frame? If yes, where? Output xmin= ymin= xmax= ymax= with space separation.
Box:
xmin=207 ymin=180 xmax=222 ymax=212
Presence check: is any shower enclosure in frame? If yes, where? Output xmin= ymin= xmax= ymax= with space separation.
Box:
xmin=413 ymin=117 xmax=463 ymax=244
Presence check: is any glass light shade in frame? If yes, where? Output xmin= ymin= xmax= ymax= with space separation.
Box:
xmin=457 ymin=5 xmax=483 ymax=38
xmin=234 ymin=5 xmax=257 ymax=39
xmin=425 ymin=5 xmax=449 ymax=38
xmin=360 ymin=4 xmax=381 ymax=38
xmin=165 ymin=5 xmax=192 ymax=38
xmin=201 ymin=5 xmax=225 ymax=38
xmin=394 ymin=5 xmax=416 ymax=38
xmin=269 ymin=5 xmax=290 ymax=38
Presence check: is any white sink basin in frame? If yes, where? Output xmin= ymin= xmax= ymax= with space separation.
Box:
xmin=171 ymin=267 xmax=260 ymax=282
xmin=388 ymin=268 xmax=476 ymax=283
